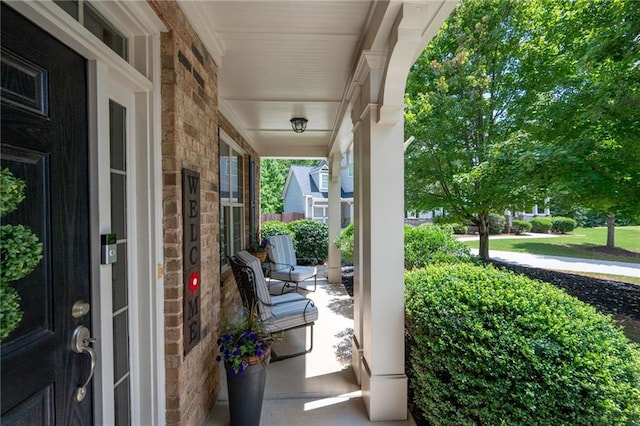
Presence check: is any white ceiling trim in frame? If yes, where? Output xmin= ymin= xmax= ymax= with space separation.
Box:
xmin=177 ymin=1 xmax=226 ymax=66
xmin=218 ymin=99 xmax=260 ymax=153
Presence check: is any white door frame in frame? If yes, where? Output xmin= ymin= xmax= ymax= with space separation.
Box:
xmin=7 ymin=2 xmax=166 ymax=424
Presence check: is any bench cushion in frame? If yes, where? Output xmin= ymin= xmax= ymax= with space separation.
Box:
xmin=264 ymin=298 xmax=319 ymax=334
xmin=269 ymin=265 xmax=317 ymax=283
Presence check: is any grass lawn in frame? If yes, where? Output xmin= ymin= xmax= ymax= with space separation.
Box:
xmin=462 ymin=226 xmax=640 ymax=264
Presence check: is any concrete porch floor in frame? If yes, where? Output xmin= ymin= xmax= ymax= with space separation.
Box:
xmin=206 ymin=277 xmax=415 ymax=426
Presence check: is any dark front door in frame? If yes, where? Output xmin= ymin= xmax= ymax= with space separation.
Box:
xmin=1 ymin=4 xmax=93 ymax=425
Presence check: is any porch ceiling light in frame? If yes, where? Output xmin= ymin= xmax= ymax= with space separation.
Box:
xmin=290 ymin=117 xmax=308 ymax=133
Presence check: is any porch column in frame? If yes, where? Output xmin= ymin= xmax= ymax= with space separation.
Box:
xmin=352 ymin=52 xmax=407 ymax=421
xmin=347 ymin=2 xmax=457 ymax=420
xmin=328 ymin=154 xmax=342 ymax=284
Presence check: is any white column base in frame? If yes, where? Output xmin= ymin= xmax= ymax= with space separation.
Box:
xmin=361 ymin=357 xmax=408 ymax=421
xmin=328 ymin=265 xmax=342 ymax=284
xmin=351 ymin=336 xmax=363 ymax=385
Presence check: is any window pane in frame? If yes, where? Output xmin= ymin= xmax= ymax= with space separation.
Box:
xmin=114 ymin=376 xmax=131 ymax=426
xmin=54 ymin=1 xmax=79 ymax=20
xmin=109 ymin=100 xmax=126 ymax=171
xmin=219 ymin=142 xmax=230 ymax=201
xmin=113 ymin=311 xmax=130 ymax=382
xmin=231 ymin=152 xmax=243 ymax=202
xmin=110 ymin=173 xmax=127 ymax=239
xmin=320 ymin=173 xmax=328 ymax=191
xmin=236 ymin=151 xmax=243 ymax=202
xmin=83 ymin=2 xmax=128 ymax=59
xmin=112 ymin=242 xmax=128 ymax=311
xmin=232 ymin=207 xmax=243 ymax=253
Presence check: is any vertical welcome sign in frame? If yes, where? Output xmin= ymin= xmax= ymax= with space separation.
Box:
xmin=182 ymin=169 xmax=201 ymax=355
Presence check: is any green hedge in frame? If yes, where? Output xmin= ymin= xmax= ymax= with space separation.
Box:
xmin=335 ymin=223 xmax=475 ymax=267
xmin=488 ymin=214 xmax=506 ymax=234
xmin=405 ymin=263 xmax=640 ymax=425
xmin=334 ymin=223 xmax=354 ymax=263
xmin=530 ymin=217 xmax=553 ymax=233
xmin=451 ymin=223 xmax=468 ymax=235
xmin=288 ymin=219 xmax=328 ymax=264
xmin=552 ymin=216 xmax=578 ymax=234
xmin=404 ymin=225 xmax=475 ymax=270
xmin=261 ymin=220 xmax=293 ymax=239
xmin=511 ymin=219 xmax=532 ymax=234
xmin=262 ymin=219 xmax=329 ymax=264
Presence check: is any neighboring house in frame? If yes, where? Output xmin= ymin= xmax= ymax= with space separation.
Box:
xmin=282 ymin=159 xmax=354 ymax=228
xmin=508 ymin=204 xmax=552 ymax=221
xmin=405 ymin=205 xmax=551 ymax=228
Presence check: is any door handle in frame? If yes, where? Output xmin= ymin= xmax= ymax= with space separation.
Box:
xmin=71 ymin=325 xmax=97 ymax=402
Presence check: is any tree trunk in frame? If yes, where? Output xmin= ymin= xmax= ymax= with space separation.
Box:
xmin=478 ymin=214 xmax=490 ymax=260
xmin=606 ymin=213 xmax=615 ymax=248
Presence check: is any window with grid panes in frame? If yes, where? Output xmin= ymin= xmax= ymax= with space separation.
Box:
xmin=219 ymin=138 xmax=244 ymax=268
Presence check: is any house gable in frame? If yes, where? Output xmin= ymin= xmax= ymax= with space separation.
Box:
xmin=282 ymin=168 xmax=306 ymax=214
xmin=310 ymin=162 xmax=329 ymax=193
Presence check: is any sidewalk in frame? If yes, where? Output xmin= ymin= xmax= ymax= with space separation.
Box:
xmin=471 ymin=249 xmax=640 ymax=278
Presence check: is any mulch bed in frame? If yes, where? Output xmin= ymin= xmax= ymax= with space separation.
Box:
xmin=338 ymin=262 xmax=639 ymax=318
xmin=488 ymin=260 xmax=640 ymax=323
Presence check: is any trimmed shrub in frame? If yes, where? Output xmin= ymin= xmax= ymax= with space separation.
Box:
xmin=511 ymin=219 xmax=532 ymax=234
xmin=288 ymin=219 xmax=328 ymax=264
xmin=334 ymin=223 xmax=354 ymax=264
xmin=0 ymin=225 xmax=43 ymax=283
xmin=552 ymin=216 xmax=578 ymax=234
xmin=1 ymin=168 xmax=25 ymax=217
xmin=488 ymin=214 xmax=506 ymax=234
xmin=451 ymin=223 xmax=468 ymax=234
xmin=0 ymin=283 xmax=22 ymax=341
xmin=261 ymin=220 xmax=293 ymax=239
xmin=405 ymin=263 xmax=640 ymax=425
xmin=404 ymin=224 xmax=475 ymax=270
xmin=530 ymin=217 xmax=552 ymax=233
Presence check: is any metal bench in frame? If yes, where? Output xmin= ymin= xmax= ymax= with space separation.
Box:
xmin=229 ymin=251 xmax=319 ymax=361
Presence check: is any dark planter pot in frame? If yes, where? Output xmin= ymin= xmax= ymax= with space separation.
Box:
xmin=225 ymin=354 xmax=269 ymax=426
xmin=342 ymin=264 xmax=354 ymax=298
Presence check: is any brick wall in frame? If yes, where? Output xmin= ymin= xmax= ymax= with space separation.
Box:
xmin=151 ymin=2 xmax=260 ymax=424
xmin=154 ymin=1 xmax=218 ymax=424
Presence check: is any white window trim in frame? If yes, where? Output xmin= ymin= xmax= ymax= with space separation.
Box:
xmin=219 ymin=128 xmax=246 ymax=270
xmin=319 ymin=171 xmax=329 ymax=191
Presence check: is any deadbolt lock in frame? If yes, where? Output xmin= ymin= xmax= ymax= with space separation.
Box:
xmin=72 ymin=300 xmax=91 ymax=318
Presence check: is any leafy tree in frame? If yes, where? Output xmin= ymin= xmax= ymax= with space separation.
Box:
xmin=405 ymin=0 xmax=639 ymax=257
xmin=260 ymin=159 xmax=319 ymax=214
xmin=404 ymin=0 xmax=552 ymax=259
xmin=522 ymin=0 xmax=640 ymax=248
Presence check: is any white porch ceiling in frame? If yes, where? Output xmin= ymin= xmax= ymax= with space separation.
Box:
xmin=178 ymin=1 xmax=453 ymax=158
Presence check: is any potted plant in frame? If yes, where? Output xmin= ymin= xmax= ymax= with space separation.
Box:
xmin=248 ymin=230 xmax=269 ymax=262
xmin=216 ymin=304 xmax=271 ymax=426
